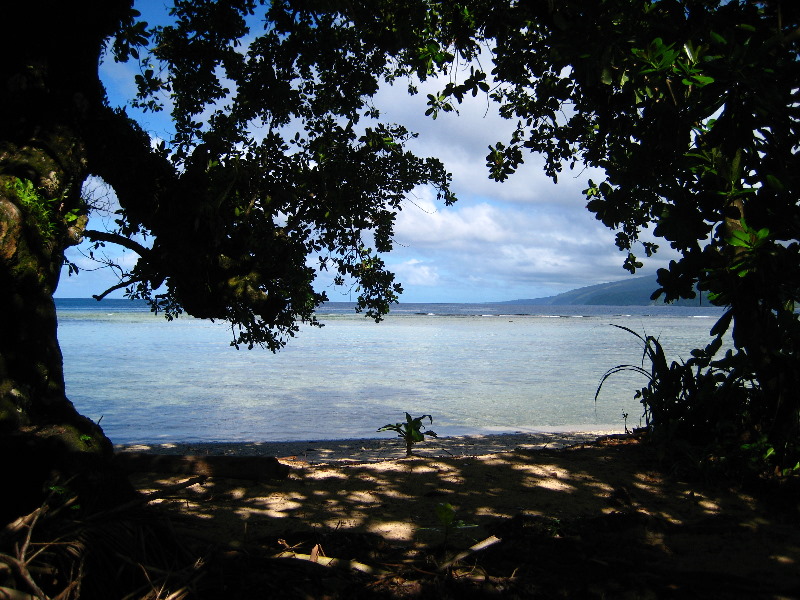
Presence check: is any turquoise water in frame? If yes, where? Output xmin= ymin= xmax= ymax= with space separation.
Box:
xmin=56 ymin=299 xmax=727 ymax=444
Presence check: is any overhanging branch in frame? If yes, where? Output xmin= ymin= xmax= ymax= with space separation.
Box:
xmin=92 ymin=277 xmax=144 ymax=301
xmin=83 ymin=230 xmax=151 ymax=257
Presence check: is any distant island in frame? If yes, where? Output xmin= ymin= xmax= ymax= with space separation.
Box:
xmin=500 ymin=275 xmax=710 ymax=306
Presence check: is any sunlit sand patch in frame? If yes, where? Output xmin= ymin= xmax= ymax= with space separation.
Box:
xmin=368 ymin=461 xmax=438 ymax=474
xmin=740 ymin=516 xmax=771 ymax=530
xmin=510 ymin=462 xmax=572 ymax=478
xmin=585 ymin=481 xmax=615 ymax=495
xmin=368 ymin=521 xmax=414 ymax=542
xmin=242 ymin=490 xmax=308 ymax=515
xmin=771 ymin=554 xmax=796 ymax=565
xmin=377 ymin=488 xmax=414 ymax=500
xmin=648 ymin=510 xmax=685 ymax=525
xmin=383 ymin=459 xmax=468 ymax=482
xmin=474 ymin=506 xmax=515 ymax=519
xmin=432 ymin=468 xmax=465 ymax=484
xmin=634 ymin=471 xmax=663 ymax=484
xmin=631 ymin=480 xmax=661 ymax=495
xmin=352 ymin=474 xmax=391 ymax=487
xmin=523 ymin=475 xmax=576 ymax=493
xmin=234 ymin=507 xmax=281 ymax=522
xmin=228 ymin=487 xmax=247 ymax=500
xmin=242 ymin=498 xmax=303 ymax=519
xmin=737 ymin=492 xmax=758 ymax=511
xmin=696 ymin=498 xmax=722 ymax=514
xmin=346 ymin=490 xmax=381 ymax=504
xmin=303 ymin=467 xmax=348 ymax=481
xmin=477 ymin=456 xmax=514 ymax=468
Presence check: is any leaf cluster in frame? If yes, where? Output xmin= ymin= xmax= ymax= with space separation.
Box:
xmin=378 ymin=412 xmax=438 ymax=456
xmin=94 ymin=1 xmax=459 ymax=350
xmin=4 ymin=177 xmax=83 ymax=243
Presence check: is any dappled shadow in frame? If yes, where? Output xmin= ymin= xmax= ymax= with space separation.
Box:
xmin=128 ymin=438 xmax=800 ymax=598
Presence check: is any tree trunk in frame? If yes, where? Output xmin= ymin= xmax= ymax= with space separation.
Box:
xmin=0 ymin=0 xmax=133 ymax=522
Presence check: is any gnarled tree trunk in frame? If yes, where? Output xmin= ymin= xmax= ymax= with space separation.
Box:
xmin=0 ymin=0 xmax=132 ymax=521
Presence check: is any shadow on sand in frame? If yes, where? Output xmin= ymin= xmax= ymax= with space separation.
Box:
xmin=122 ymin=437 xmax=800 ymax=598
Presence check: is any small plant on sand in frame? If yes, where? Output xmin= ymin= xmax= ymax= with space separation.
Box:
xmin=378 ymin=412 xmax=437 ymax=456
xmin=434 ymin=502 xmax=466 ymax=547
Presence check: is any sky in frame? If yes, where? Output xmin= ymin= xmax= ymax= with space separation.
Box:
xmin=56 ymin=1 xmax=679 ymax=303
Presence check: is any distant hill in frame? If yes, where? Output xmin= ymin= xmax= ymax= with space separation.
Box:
xmin=503 ymin=275 xmax=710 ymax=306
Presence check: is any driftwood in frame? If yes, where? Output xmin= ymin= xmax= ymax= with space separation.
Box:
xmin=113 ymin=453 xmax=291 ymax=481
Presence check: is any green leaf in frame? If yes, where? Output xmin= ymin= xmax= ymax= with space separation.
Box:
xmin=727 ymin=235 xmax=750 ymax=248
xmin=691 ymin=75 xmax=715 ymax=86
xmin=435 ymin=502 xmax=456 ymax=527
xmin=765 ymin=174 xmax=785 ymax=191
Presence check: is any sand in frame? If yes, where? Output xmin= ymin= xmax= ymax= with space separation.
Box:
xmin=113 ymin=430 xmax=800 ymax=597
xmin=114 ymin=429 xmax=620 ymax=463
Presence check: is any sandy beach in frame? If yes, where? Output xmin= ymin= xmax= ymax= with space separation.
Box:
xmin=114 ymin=430 xmax=620 ymax=463
xmin=106 ymin=429 xmax=800 ymax=598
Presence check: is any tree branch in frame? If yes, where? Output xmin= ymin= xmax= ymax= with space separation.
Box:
xmin=82 ymin=230 xmax=150 ymax=257
xmin=92 ymin=277 xmax=143 ymax=301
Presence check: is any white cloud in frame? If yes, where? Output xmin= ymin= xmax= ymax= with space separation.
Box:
xmin=386 ymin=181 xmax=677 ymax=301
xmin=394 ymin=192 xmax=506 ymax=248
xmin=391 ymin=259 xmax=440 ymax=287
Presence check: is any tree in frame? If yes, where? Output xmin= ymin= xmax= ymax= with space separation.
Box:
xmin=3 ymin=0 xmax=797 ymax=518
xmin=0 ymin=0 xmax=455 ymax=516
xmin=353 ymin=0 xmax=800 ymax=468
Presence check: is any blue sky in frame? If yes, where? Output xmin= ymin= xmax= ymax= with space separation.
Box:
xmin=57 ymin=1 xmax=676 ymax=302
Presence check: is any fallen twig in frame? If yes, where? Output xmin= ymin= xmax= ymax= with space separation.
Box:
xmin=272 ymin=551 xmax=388 ymax=576
xmin=0 ymin=509 xmax=45 ymax=549
xmin=0 ymin=554 xmax=49 ymax=600
xmin=0 ymin=584 xmax=38 ymax=600
xmin=438 ymin=535 xmax=502 ymax=571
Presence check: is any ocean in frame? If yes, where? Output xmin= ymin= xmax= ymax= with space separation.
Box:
xmin=55 ymin=298 xmax=727 ymax=444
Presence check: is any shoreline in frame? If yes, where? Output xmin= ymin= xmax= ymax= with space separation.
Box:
xmin=114 ymin=429 xmax=621 ymax=464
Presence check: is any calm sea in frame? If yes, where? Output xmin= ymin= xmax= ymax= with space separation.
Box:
xmin=55 ymin=298 xmax=727 ymax=444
